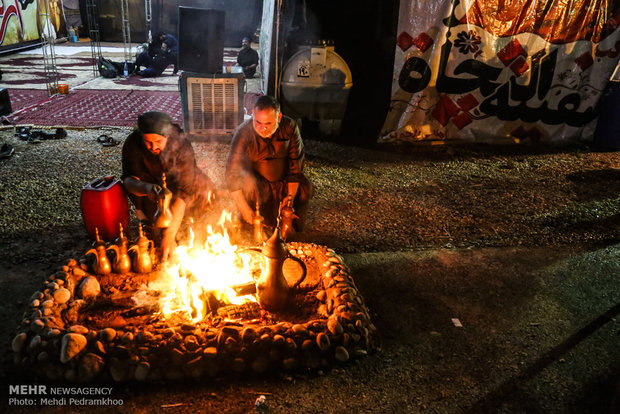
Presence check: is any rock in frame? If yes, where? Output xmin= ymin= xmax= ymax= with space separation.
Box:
xmin=273 ymin=334 xmax=285 ymax=346
xmin=41 ymin=299 xmax=54 ymax=308
xmin=316 ymin=332 xmax=331 ymax=352
xmin=78 ymin=353 xmax=105 ymax=382
xmin=203 ymin=347 xmax=218 ymax=358
xmin=28 ymin=335 xmax=42 ymax=351
xmin=334 ymin=346 xmax=349 ymax=362
xmin=99 ymin=328 xmax=116 ymax=342
xmin=292 ymin=324 xmax=308 ymax=335
xmin=29 ymin=291 xmax=44 ymax=302
xmin=53 ymin=288 xmax=71 ymax=304
xmin=30 ymin=299 xmax=40 ymax=308
xmin=76 ymin=276 xmax=100 ymax=300
xmin=184 ymin=356 xmax=204 ymax=378
xmin=31 ymin=319 xmax=46 ymax=333
xmin=72 ymin=267 xmax=86 ymax=277
xmin=109 ymin=357 xmax=133 ymax=382
xmin=301 ymin=339 xmax=314 ymax=352
xmin=60 ymin=333 xmax=87 ymax=363
xmin=232 ymin=357 xmax=246 ymax=373
xmin=11 ymin=332 xmax=27 ymax=352
xmin=184 ymin=335 xmax=199 ymax=351
xmin=241 ymin=327 xmax=256 ymax=343
xmin=134 ymin=361 xmax=150 ymax=381
xmin=69 ymin=325 xmax=89 ymax=334
xmin=37 ymin=351 xmax=49 ymax=362
xmin=120 ymin=332 xmax=133 ymax=343
xmin=327 ymin=318 xmax=344 ymax=337
xmin=47 ymin=329 xmax=61 ymax=338
xmin=136 ymin=331 xmax=155 ymax=343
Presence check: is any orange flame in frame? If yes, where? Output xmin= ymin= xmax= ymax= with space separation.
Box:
xmin=153 ymin=211 xmax=258 ymax=322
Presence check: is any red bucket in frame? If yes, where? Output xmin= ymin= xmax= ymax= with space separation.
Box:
xmin=81 ymin=176 xmax=129 ymax=241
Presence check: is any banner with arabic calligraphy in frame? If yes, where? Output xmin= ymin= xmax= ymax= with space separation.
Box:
xmin=379 ymin=0 xmax=620 ymax=144
xmin=1 ymin=1 xmax=66 ymax=52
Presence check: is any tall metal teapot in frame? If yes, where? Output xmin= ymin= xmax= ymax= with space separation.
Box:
xmin=128 ymin=223 xmax=155 ymax=273
xmin=153 ymin=173 xmax=173 ymax=228
xmin=86 ymin=227 xmax=112 ymax=275
xmin=254 ymin=225 xmax=307 ymax=311
xmin=107 ymin=223 xmax=131 ymax=274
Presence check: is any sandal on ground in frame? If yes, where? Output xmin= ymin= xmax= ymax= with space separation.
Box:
xmin=0 ymin=143 xmax=14 ymax=159
xmin=102 ymin=137 xmax=120 ymax=147
xmin=98 ymin=134 xmax=119 ymax=147
xmin=97 ymin=134 xmax=109 ymax=143
xmin=27 ymin=131 xmax=41 ymax=144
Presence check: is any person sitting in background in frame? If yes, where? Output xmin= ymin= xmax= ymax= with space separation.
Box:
xmin=237 ymin=37 xmax=259 ymax=78
xmin=134 ymin=31 xmax=179 ymax=76
xmin=157 ymin=31 xmax=179 ymax=74
xmin=133 ymin=46 xmax=170 ymax=77
xmin=122 ymin=111 xmax=216 ymax=261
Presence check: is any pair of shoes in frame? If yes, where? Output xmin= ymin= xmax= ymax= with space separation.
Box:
xmin=17 ymin=128 xmax=67 ymax=142
xmin=97 ymin=134 xmax=120 ymax=147
xmin=15 ymin=126 xmax=30 ymax=140
xmin=0 ymin=143 xmax=14 ymax=159
xmin=38 ymin=128 xmax=67 ymax=140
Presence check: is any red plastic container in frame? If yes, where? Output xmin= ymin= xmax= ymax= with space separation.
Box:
xmin=81 ymin=176 xmax=130 ymax=241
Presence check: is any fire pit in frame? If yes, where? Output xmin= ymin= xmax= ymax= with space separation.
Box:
xmin=11 ymin=221 xmax=378 ymax=382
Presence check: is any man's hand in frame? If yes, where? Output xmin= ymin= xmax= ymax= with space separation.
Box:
xmin=239 ymin=203 xmax=255 ymax=225
xmin=160 ymin=229 xmax=177 ymax=262
xmin=148 ymin=184 xmax=162 ymax=202
xmin=231 ymin=190 xmax=255 ymax=224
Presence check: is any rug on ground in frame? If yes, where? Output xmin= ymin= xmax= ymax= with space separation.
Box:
xmin=7 ymin=89 xmax=183 ymax=127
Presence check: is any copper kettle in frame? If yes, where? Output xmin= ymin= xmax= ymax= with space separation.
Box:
xmin=279 ymin=204 xmax=298 ymax=241
xmin=254 ymin=225 xmax=307 ymax=311
xmin=253 ymin=200 xmax=266 ymax=244
xmin=86 ymin=228 xmax=112 ymax=275
xmin=106 ymin=223 xmax=131 ymax=274
xmin=128 ymin=223 xmax=156 ymax=273
xmin=153 ymin=173 xmax=173 ymax=228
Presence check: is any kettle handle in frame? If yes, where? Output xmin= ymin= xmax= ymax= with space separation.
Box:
xmin=288 ymin=254 xmax=307 ymax=289
xmin=107 ymin=244 xmax=120 ymax=263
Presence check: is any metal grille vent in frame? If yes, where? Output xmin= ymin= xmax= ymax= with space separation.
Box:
xmin=186 ymin=76 xmax=242 ymax=135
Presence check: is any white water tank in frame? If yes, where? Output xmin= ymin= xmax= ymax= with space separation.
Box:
xmin=280 ymin=44 xmax=353 ymax=135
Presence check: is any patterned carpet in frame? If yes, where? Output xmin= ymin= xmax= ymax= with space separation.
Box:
xmin=1 ymin=42 xmax=260 ymax=128
xmin=8 ymin=89 xmax=183 ymax=127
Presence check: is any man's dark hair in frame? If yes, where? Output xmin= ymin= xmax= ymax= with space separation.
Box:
xmin=154 ymin=31 xmax=166 ymax=39
xmin=137 ymin=111 xmax=172 ymax=135
xmin=254 ymin=95 xmax=280 ymax=112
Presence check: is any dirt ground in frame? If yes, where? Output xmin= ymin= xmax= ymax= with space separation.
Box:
xmin=1 ymin=127 xmax=619 ymax=413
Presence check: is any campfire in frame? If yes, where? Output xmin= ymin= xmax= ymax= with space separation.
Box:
xmin=11 ymin=213 xmax=378 ymax=382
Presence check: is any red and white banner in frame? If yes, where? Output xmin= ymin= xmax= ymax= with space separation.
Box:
xmin=380 ymin=0 xmax=620 ymax=144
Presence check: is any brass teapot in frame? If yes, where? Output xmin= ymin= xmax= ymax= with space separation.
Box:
xmin=254 ymin=224 xmax=307 ymax=311
xmin=253 ymin=200 xmax=266 ymax=244
xmin=107 ymin=223 xmax=131 ymax=274
xmin=86 ymin=228 xmax=112 ymax=275
xmin=128 ymin=223 xmax=156 ymax=273
xmin=279 ymin=204 xmax=298 ymax=241
xmin=153 ymin=173 xmax=173 ymax=228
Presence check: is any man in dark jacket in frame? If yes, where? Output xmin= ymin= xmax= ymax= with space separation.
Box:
xmin=236 ymin=37 xmax=259 ymax=78
xmin=226 ymin=95 xmax=313 ymax=235
xmin=134 ymin=31 xmax=179 ymax=76
xmin=122 ymin=111 xmax=215 ymax=260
